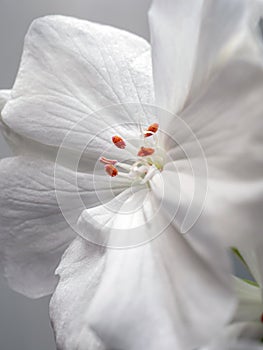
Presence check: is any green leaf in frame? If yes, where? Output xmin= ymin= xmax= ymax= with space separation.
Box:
xmin=241 ymin=278 xmax=259 ymax=287
xmin=231 ymin=247 xmax=249 ymax=268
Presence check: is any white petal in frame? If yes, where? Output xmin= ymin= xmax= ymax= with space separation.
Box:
xmin=0 ymin=156 xmax=115 ymax=298
xmin=50 ymin=237 xmax=106 ymax=350
xmin=88 ymin=227 xmax=235 ymax=349
xmin=0 ymin=89 xmax=10 ymax=111
xmin=0 ymin=89 xmax=13 ymax=148
xmin=151 ymin=164 xmax=209 ymax=236
xmin=77 ymin=166 xmax=235 ymax=348
xmin=0 ymin=89 xmax=61 ymax=160
xmin=163 ymin=60 xmax=263 ymax=247
xmin=78 ymin=186 xmax=159 ymax=247
xmin=80 ymin=192 xmax=236 ymax=349
xmin=2 ymin=16 xmax=153 ymax=154
xmin=149 ymin=0 xmax=263 ymax=113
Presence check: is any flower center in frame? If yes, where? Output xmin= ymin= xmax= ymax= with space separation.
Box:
xmin=100 ymin=123 xmax=165 ymax=184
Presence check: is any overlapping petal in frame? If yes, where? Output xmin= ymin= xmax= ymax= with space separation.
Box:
xmin=0 ymin=90 xmax=10 ymax=111
xmin=2 ymin=16 xmax=153 ymax=158
xmin=50 ymin=237 xmax=106 ymax=350
xmin=0 ymin=89 xmax=62 ymax=161
xmin=0 ymin=89 xmax=12 ymax=150
xmin=76 ymin=183 xmax=236 ymax=350
xmin=149 ymin=0 xmax=263 ymax=114
xmin=87 ymin=225 xmax=235 ymax=349
xmin=160 ymin=60 xmax=263 ymax=247
xmin=78 ymin=186 xmax=158 ymax=247
xmin=0 ymin=156 xmax=119 ymax=298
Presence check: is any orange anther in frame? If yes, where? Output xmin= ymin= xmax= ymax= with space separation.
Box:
xmin=144 ymin=123 xmax=159 ymax=137
xmin=112 ymin=136 xmax=126 ymax=149
xmin=105 ymin=164 xmax=118 ymax=177
xmin=137 ymin=147 xmax=155 ymax=157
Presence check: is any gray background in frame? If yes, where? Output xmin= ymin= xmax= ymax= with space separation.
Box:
xmin=0 ymin=1 xmax=250 ymax=349
xmin=0 ymin=1 xmax=151 ymax=349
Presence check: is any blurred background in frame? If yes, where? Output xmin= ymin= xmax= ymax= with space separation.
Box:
xmin=0 ymin=1 xmax=151 ymax=349
xmin=0 ymin=1 xmax=251 ymax=349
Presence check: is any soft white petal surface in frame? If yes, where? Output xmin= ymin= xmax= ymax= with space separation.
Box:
xmin=0 ymin=90 xmax=10 ymax=111
xmin=149 ymin=0 xmax=263 ymax=113
xmin=78 ymin=186 xmax=157 ymax=247
xmin=78 ymin=187 xmax=236 ymax=350
xmin=0 ymin=89 xmax=64 ymax=161
xmin=87 ymin=227 xmax=235 ymax=350
xmin=50 ymin=237 xmax=105 ymax=350
xmin=2 ymin=16 xmax=153 ymax=157
xmin=0 ymin=89 xmax=13 ymax=149
xmin=0 ymin=156 xmax=117 ymax=298
xmin=161 ymin=60 xmax=263 ymax=247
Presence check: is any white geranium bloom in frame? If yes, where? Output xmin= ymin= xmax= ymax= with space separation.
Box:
xmin=0 ymin=0 xmax=263 ymax=349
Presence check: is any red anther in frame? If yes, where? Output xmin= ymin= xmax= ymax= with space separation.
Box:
xmin=112 ymin=136 xmax=126 ymax=149
xmin=105 ymin=164 xmax=118 ymax=177
xmin=137 ymin=147 xmax=155 ymax=157
xmin=100 ymin=156 xmax=117 ymax=165
xmin=261 ymin=313 xmax=263 ymax=323
xmin=144 ymin=123 xmax=159 ymax=138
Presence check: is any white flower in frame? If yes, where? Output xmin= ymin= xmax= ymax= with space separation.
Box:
xmin=0 ymin=0 xmax=263 ymax=349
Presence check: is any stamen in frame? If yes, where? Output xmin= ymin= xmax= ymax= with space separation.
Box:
xmin=105 ymin=164 xmax=118 ymax=177
xmin=141 ymin=165 xmax=158 ymax=184
xmin=100 ymin=156 xmax=117 ymax=165
xmin=129 ymin=164 xmax=149 ymax=178
xmin=144 ymin=123 xmax=159 ymax=138
xmin=112 ymin=135 xmax=126 ymax=149
xmin=137 ymin=147 xmax=155 ymax=157
xmin=101 ymin=123 xmax=163 ymax=183
xmin=116 ymin=162 xmax=132 ymax=171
